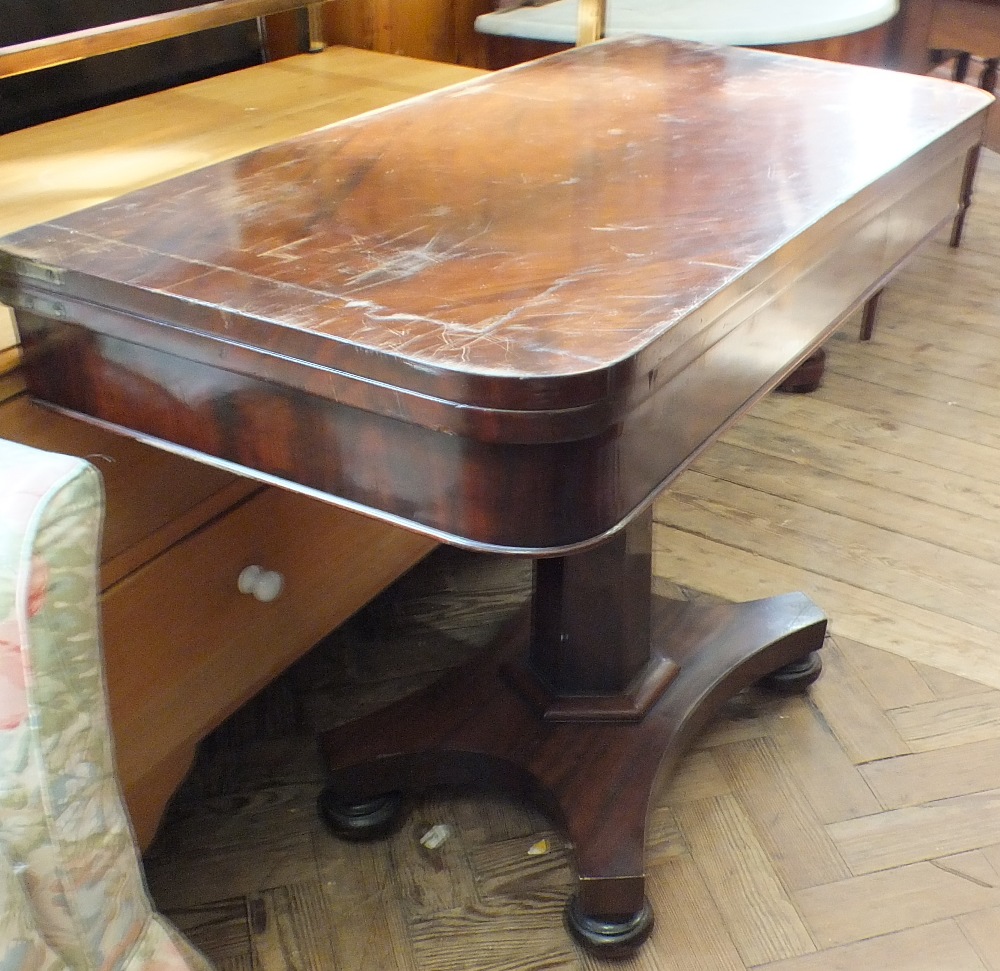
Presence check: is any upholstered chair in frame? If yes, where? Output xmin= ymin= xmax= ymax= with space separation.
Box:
xmin=0 ymin=437 xmax=211 ymax=971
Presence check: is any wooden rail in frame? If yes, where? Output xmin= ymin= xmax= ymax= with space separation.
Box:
xmin=492 ymin=0 xmax=609 ymax=46
xmin=577 ymin=0 xmax=607 ymax=45
xmin=0 ymin=0 xmax=330 ymax=79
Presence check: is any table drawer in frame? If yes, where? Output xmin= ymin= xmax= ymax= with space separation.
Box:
xmin=102 ymin=484 xmax=434 ymax=795
xmin=0 ymin=393 xmax=253 ymax=586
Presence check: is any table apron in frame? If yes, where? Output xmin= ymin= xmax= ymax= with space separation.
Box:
xmin=8 ymin=139 xmax=974 ymax=554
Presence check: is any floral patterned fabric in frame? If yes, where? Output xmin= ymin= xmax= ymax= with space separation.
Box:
xmin=0 ymin=438 xmax=212 ymax=971
xmin=0 ymin=840 xmax=68 ymax=971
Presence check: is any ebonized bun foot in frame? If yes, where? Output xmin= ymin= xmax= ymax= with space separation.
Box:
xmin=317 ymin=789 xmax=405 ymax=841
xmin=758 ymin=651 xmax=824 ymax=694
xmin=777 ymin=347 xmax=827 ymax=394
xmin=565 ymin=893 xmax=654 ymax=956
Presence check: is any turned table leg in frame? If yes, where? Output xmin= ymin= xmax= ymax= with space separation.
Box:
xmin=951 ymin=143 xmax=983 ymax=248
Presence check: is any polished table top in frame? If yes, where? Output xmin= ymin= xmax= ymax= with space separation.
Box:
xmin=0 ymin=37 xmax=991 ymax=552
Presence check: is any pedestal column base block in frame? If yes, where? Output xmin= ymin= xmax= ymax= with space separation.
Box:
xmin=318 ymin=589 xmax=826 ymax=950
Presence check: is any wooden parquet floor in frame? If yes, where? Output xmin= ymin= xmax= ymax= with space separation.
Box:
xmin=144 ymin=150 xmax=1000 ymax=970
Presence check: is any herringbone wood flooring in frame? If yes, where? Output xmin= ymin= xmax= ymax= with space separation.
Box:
xmin=144 ymin=150 xmax=1000 ymax=971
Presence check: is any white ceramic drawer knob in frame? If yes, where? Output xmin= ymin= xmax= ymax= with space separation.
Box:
xmin=238 ymin=565 xmax=285 ymax=603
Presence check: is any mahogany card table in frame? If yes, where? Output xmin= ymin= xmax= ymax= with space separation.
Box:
xmin=0 ymin=37 xmax=991 ymax=952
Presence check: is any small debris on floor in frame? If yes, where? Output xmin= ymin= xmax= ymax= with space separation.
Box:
xmin=419 ymin=824 xmax=452 ymax=849
xmin=527 ymin=839 xmax=550 ymax=856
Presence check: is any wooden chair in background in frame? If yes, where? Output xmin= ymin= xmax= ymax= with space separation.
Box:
xmin=890 ymin=0 xmax=1000 ymax=261
xmin=899 ymin=0 xmax=1000 ymax=92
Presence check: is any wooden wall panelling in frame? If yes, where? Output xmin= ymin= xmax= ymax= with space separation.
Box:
xmin=261 ymin=9 xmax=305 ymax=58
xmin=322 ymin=0 xmax=455 ymax=60
xmin=320 ymin=0 xmax=495 ymax=65
xmin=453 ymin=0 xmax=497 ymax=65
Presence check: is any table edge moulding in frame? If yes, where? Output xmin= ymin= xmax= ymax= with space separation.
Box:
xmin=0 ymin=37 xmax=991 ymax=953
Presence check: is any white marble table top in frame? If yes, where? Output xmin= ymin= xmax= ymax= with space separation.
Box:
xmin=475 ymin=0 xmax=899 ymax=46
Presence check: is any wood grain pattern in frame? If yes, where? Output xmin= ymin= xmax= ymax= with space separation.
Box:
xmin=759 ymin=920 xmax=989 ymax=971
xmin=959 ymin=907 xmax=1000 ymax=971
xmin=793 ymin=857 xmax=1000 ymax=948
xmin=144 ymin=549 xmax=1000 ymax=969
xmin=0 ymin=393 xmax=253 ymax=587
xmin=322 ymin=0 xmax=463 ymax=63
xmin=860 ymin=736 xmax=1000 ymax=807
xmin=828 ymin=789 xmax=1000 ymax=875
xmin=673 ymin=793 xmax=815 ymax=966
xmin=641 ymin=855 xmax=746 ymax=971
xmin=710 ymin=737 xmax=852 ymax=891
xmin=0 ymin=46 xmax=483 ymax=240
xmin=103 ymin=485 xmax=434 ymax=790
xmin=7 ymin=23 xmax=1000 ymax=967
xmin=0 ymin=44 xmax=489 ymax=848
xmin=888 ymin=691 xmax=1000 ymax=750
xmin=141 ymin=135 xmax=1000 ymax=971
xmin=141 ymin=453 xmax=1000 ymax=971
xmin=2 ymin=38 xmax=988 ymax=550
